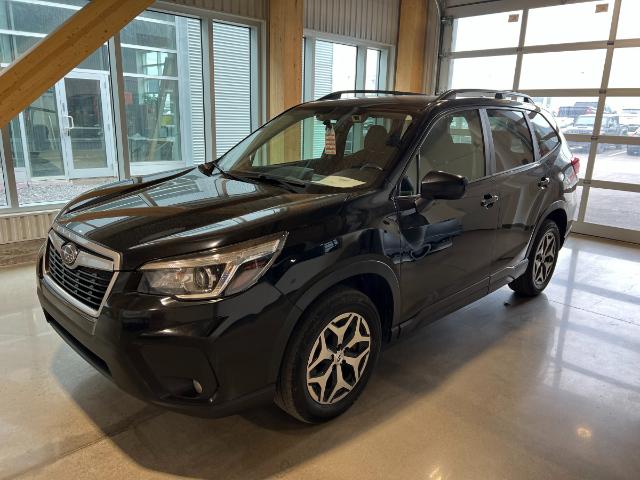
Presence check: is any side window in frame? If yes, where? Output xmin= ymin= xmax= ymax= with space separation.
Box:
xmin=487 ymin=109 xmax=534 ymax=172
xmin=418 ymin=110 xmax=486 ymax=182
xmin=399 ymin=156 xmax=419 ymax=196
xmin=529 ymin=112 xmax=560 ymax=157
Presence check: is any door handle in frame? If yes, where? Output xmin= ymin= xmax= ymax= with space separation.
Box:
xmin=481 ymin=193 xmax=499 ymax=208
xmin=64 ymin=115 xmax=75 ymax=135
xmin=538 ymin=177 xmax=550 ymax=188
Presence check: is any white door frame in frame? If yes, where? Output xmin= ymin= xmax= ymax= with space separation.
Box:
xmin=57 ymin=70 xmax=117 ymax=179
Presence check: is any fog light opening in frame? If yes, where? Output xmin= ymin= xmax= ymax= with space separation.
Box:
xmin=192 ymin=379 xmax=203 ymax=395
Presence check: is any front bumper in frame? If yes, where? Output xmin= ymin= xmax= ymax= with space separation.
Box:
xmin=37 ymin=258 xmax=300 ymax=417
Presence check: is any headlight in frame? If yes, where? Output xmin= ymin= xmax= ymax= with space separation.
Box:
xmin=138 ymin=232 xmax=287 ymax=299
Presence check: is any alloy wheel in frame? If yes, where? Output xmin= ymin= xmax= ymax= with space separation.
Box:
xmin=306 ymin=312 xmax=371 ymax=405
xmin=533 ymin=231 xmax=557 ymax=288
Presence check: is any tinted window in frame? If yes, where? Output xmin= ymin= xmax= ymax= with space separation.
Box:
xmin=488 ymin=110 xmax=534 ymax=172
xmin=418 ymin=110 xmax=486 ymax=182
xmin=529 ymin=112 xmax=560 ymax=157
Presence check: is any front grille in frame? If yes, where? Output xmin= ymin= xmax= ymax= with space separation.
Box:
xmin=47 ymin=242 xmax=113 ymax=311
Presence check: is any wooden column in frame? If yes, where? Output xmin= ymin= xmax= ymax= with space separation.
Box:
xmin=0 ymin=0 xmax=154 ymax=127
xmin=268 ymin=0 xmax=304 ymax=119
xmin=395 ymin=0 xmax=428 ymax=93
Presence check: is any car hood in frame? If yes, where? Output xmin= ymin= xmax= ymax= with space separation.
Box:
xmin=55 ymin=168 xmax=350 ymax=269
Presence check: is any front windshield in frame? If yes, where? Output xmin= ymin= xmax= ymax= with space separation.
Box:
xmin=217 ymin=105 xmax=416 ymax=190
xmin=575 ymin=116 xmax=596 ymax=126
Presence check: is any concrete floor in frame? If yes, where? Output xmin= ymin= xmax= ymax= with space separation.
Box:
xmin=1 ymin=234 xmax=639 ymax=479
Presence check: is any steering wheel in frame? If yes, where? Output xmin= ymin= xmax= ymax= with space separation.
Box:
xmin=358 ymin=162 xmax=384 ymax=172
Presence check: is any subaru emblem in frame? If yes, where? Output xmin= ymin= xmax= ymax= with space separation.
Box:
xmin=61 ymin=243 xmax=79 ymax=266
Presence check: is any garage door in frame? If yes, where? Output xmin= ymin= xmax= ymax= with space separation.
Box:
xmin=438 ymin=0 xmax=640 ymax=244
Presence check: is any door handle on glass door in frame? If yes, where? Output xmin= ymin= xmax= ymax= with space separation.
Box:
xmin=481 ymin=193 xmax=499 ymax=208
xmin=65 ymin=115 xmax=75 ymax=134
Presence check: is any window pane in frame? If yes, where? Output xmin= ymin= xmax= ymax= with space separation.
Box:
xmin=533 ymin=97 xmax=602 ymax=134
xmin=607 ymin=98 xmax=640 ymax=135
xmin=585 ymin=188 xmax=640 ymax=230
xmin=420 ymin=110 xmax=485 ymax=181
xmin=313 ymin=40 xmax=356 ymax=98
xmin=520 ymin=50 xmax=606 ymax=89
xmin=592 ymin=142 xmax=640 ymax=184
xmin=365 ymin=48 xmax=380 ymax=90
xmin=213 ymin=22 xmax=252 ymax=157
xmin=452 ymin=11 xmax=521 ymax=52
xmin=528 ymin=112 xmax=560 ymax=157
xmin=617 ymin=0 xmax=640 ymax=40
xmin=400 ymin=157 xmax=419 ymax=196
xmin=487 ymin=110 xmax=534 ymax=172
xmin=449 ymin=55 xmax=516 ymax=90
xmin=609 ymin=48 xmax=640 ymax=89
xmin=124 ymin=15 xmax=204 ymax=175
xmin=525 ymin=1 xmax=613 ymax=45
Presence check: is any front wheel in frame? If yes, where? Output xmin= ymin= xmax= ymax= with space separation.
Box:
xmin=275 ymin=286 xmax=381 ymax=423
xmin=509 ymin=219 xmax=560 ymax=296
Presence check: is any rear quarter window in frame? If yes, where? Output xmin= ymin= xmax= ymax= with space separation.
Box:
xmin=529 ymin=112 xmax=560 ymax=157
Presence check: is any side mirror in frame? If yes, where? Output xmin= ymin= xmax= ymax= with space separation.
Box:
xmin=420 ymin=170 xmax=468 ymax=200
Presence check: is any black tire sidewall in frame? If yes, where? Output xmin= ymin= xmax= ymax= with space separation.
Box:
xmin=529 ymin=220 xmax=560 ymax=293
xmin=289 ymin=288 xmax=382 ymax=422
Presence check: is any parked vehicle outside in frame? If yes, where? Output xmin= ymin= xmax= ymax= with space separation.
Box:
xmin=628 ymin=127 xmax=640 ymax=155
xmin=36 ymin=89 xmax=579 ymax=423
xmin=566 ymin=113 xmax=627 ymax=152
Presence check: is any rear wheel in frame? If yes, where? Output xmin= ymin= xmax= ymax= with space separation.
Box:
xmin=509 ymin=219 xmax=560 ymax=296
xmin=275 ymin=286 xmax=381 ymax=423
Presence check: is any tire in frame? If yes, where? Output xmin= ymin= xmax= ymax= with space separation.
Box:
xmin=275 ymin=286 xmax=382 ymax=423
xmin=509 ymin=219 xmax=560 ymax=297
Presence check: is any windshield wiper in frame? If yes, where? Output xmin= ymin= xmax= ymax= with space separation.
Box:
xmin=198 ymin=159 xmax=248 ymax=183
xmin=236 ymin=172 xmax=307 ymax=193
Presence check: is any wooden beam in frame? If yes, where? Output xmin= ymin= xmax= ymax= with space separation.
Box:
xmin=0 ymin=0 xmax=154 ymax=127
xmin=395 ymin=0 xmax=428 ymax=93
xmin=268 ymin=0 xmax=303 ymax=119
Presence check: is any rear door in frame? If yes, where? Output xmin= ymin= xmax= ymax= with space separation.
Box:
xmin=397 ymin=108 xmax=500 ymax=321
xmin=486 ymin=108 xmax=552 ymax=281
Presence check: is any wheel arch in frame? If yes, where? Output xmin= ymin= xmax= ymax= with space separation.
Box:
xmin=268 ymin=259 xmax=401 ymax=382
xmin=527 ymin=201 xmax=568 ymax=257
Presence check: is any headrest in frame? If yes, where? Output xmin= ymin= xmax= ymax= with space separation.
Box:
xmin=364 ymin=125 xmax=389 ymax=152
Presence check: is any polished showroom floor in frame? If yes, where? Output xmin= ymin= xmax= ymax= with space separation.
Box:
xmin=1 ymin=234 xmax=639 ymax=479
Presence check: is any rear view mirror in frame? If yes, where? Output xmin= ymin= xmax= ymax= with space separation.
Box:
xmin=420 ymin=171 xmax=467 ymax=200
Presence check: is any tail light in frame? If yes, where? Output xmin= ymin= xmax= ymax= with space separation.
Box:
xmin=571 ymin=157 xmax=580 ymax=175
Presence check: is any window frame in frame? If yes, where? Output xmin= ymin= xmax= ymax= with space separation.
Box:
xmin=394 ymin=106 xmax=492 ymax=199
xmin=301 ymin=30 xmax=394 ymax=102
xmin=484 ymin=106 xmax=539 ymax=177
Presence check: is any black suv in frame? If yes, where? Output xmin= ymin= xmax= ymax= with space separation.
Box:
xmin=37 ymin=89 xmax=579 ymax=423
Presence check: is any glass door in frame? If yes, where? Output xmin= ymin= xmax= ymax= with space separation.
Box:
xmin=22 ymin=86 xmax=66 ymax=179
xmin=59 ymin=72 xmax=116 ymax=179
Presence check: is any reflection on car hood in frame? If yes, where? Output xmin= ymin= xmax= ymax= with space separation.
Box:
xmin=55 ymin=168 xmax=350 ymax=268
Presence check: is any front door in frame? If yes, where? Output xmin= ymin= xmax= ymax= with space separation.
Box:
xmin=58 ymin=72 xmax=116 ymax=179
xmin=398 ymin=108 xmax=500 ymax=321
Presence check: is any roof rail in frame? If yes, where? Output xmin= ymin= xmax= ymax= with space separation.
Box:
xmin=436 ymin=89 xmax=535 ymax=104
xmin=318 ymin=90 xmax=420 ymax=100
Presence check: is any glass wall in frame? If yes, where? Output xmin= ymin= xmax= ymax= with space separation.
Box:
xmin=440 ymin=0 xmax=640 ymax=243
xmin=1 ymin=0 xmax=117 ymax=206
xmin=303 ymin=35 xmax=389 ymax=101
xmin=122 ymin=12 xmax=204 ymax=175
xmin=313 ymin=40 xmax=357 ymax=98
xmin=0 ymin=1 xmax=261 ymax=210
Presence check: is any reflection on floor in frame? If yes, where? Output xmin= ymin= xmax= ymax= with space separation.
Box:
xmin=1 ymin=234 xmax=639 ymax=479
